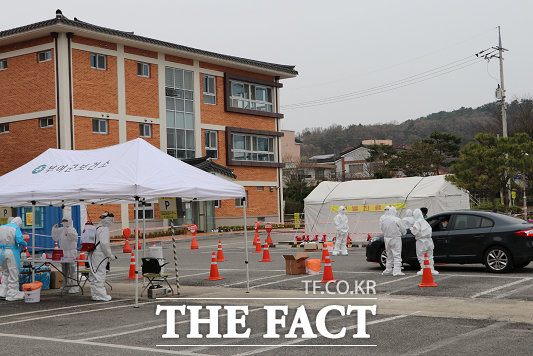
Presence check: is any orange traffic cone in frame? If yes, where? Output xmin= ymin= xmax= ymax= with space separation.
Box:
xmin=205 ymin=251 xmax=225 ymax=280
xmin=419 ymin=253 xmax=438 ymax=287
xmin=191 ymin=237 xmax=199 ymax=249
xmin=78 ymin=251 xmax=86 ymax=267
xmin=253 ymin=240 xmax=263 ymax=253
xmin=322 ymin=234 xmax=327 ymax=243
xmin=54 ymin=241 xmax=59 ymax=249
xmin=123 ymin=239 xmax=132 ymax=254
xmin=216 ymin=240 xmax=227 ymax=262
xmin=253 ymin=234 xmax=260 ymax=246
xmin=125 ymin=252 xmax=142 ymax=279
xmin=320 ymin=255 xmax=337 ymax=283
xmin=265 ymin=233 xmax=274 ymax=246
xmin=152 ymin=241 xmax=157 ymax=247
xmin=259 ymin=244 xmax=274 ymax=262
xmin=320 ymin=248 xmax=333 ymax=263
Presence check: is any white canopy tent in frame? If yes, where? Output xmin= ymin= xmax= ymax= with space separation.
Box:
xmin=304 ymin=175 xmax=470 ymax=237
xmin=0 ymin=138 xmax=249 ymax=306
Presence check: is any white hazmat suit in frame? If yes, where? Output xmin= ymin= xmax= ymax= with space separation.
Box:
xmin=411 ymin=209 xmax=438 ymax=275
xmin=379 ymin=206 xmax=390 ymax=225
xmin=333 ymin=206 xmax=349 ymax=256
xmin=402 ymin=209 xmax=416 ymax=230
xmin=0 ymin=217 xmax=27 ymax=301
xmin=51 ymin=212 xmax=80 ymax=294
xmin=88 ymin=212 xmax=116 ymax=301
xmin=380 ymin=206 xmax=406 ymax=276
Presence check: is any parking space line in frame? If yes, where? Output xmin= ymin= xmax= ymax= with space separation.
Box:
xmin=402 ymin=321 xmax=508 ymax=356
xmin=222 ymin=273 xmax=288 ymax=287
xmin=0 ymin=299 xmax=128 ymax=319
xmin=493 ymin=282 xmax=533 ymax=299
xmin=387 ymin=276 xmax=453 ymax=295
xmin=378 ymin=275 xmax=417 ymax=286
xmin=0 ymin=332 xmax=209 ymax=356
xmin=251 ymin=275 xmax=310 ymax=289
xmin=470 ymin=277 xmax=533 ymax=298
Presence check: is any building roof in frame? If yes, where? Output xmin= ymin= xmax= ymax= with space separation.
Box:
xmin=0 ymin=10 xmax=298 ymax=78
xmin=182 ymin=157 xmax=237 ymax=179
xmin=309 ymin=154 xmax=334 ymax=161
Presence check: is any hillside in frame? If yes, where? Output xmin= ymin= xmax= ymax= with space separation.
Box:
xmin=296 ymin=102 xmax=498 ymax=157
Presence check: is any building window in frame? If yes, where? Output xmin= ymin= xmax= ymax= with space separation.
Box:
xmin=38 ymin=50 xmax=52 ymax=63
xmin=257 ymin=186 xmax=263 ymax=191
xmin=40 ymin=117 xmax=53 ymax=128
xmin=90 ymin=53 xmax=106 ymax=70
xmin=21 ymin=207 xmax=44 ymax=229
xmin=166 ymin=67 xmax=195 ymax=159
xmin=138 ymin=62 xmax=150 ymax=77
xmin=235 ymin=192 xmax=248 ymax=208
xmin=203 ymin=75 xmax=216 ymax=105
xmin=137 ymin=202 xmax=154 ymax=219
xmin=140 ymin=123 xmax=151 ymax=138
xmin=214 ymin=200 xmax=220 ymax=208
xmin=349 ymin=164 xmax=364 ymax=173
xmin=230 ymin=80 xmax=273 ymax=112
xmin=231 ymin=134 xmax=274 ymax=162
xmin=0 ymin=123 xmax=8 ymax=133
xmin=205 ymin=130 xmax=218 ymax=159
xmin=316 ymin=169 xmax=325 ymax=179
xmin=0 ymin=59 xmax=6 ymax=70
xmin=92 ymin=119 xmax=108 ymax=134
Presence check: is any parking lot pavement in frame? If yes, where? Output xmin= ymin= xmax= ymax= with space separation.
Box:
xmin=3 ymin=230 xmax=533 ymax=354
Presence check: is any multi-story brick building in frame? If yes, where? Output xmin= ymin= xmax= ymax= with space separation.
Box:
xmin=0 ymin=10 xmax=298 ymax=232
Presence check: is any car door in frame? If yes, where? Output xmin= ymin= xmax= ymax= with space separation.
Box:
xmin=426 ymin=214 xmax=450 ymax=262
xmin=447 ymin=214 xmax=493 ymax=262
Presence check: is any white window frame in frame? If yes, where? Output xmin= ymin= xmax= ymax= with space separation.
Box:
xmin=90 ymin=53 xmax=106 ymax=70
xmin=137 ymin=202 xmax=154 ymax=220
xmin=0 ymin=59 xmax=6 ymax=70
xmin=92 ymin=118 xmax=108 ymax=134
xmin=235 ymin=192 xmax=248 ymax=208
xmin=138 ymin=62 xmax=150 ymax=78
xmin=205 ymin=130 xmax=218 ymax=159
xmin=140 ymin=123 xmax=151 ymax=138
xmin=38 ymin=50 xmax=52 ymax=63
xmin=214 ymin=200 xmax=220 ymax=208
xmin=229 ymin=80 xmax=273 ymax=112
xmin=40 ymin=117 xmax=53 ymax=128
xmin=231 ymin=133 xmax=275 ymax=162
xmin=203 ymin=75 xmax=216 ymax=105
xmin=0 ymin=123 xmax=9 ymax=134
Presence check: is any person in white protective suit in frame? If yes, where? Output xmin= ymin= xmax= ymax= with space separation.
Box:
xmin=381 ymin=206 xmax=406 ymax=276
xmin=0 ymin=217 xmax=27 ymax=301
xmin=332 ymin=206 xmax=349 ymax=256
xmin=379 ymin=206 xmax=391 ymax=226
xmin=402 ymin=209 xmax=416 ymax=230
xmin=88 ymin=212 xmax=117 ymax=301
xmin=51 ymin=212 xmax=80 ymax=294
xmin=411 ymin=209 xmax=439 ymax=276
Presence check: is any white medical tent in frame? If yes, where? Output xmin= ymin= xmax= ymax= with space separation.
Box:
xmin=0 ymin=138 xmax=248 ymax=305
xmin=304 ymin=175 xmax=470 ymax=237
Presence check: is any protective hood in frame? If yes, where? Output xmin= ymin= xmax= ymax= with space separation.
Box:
xmin=7 ymin=217 xmax=14 ymax=224
xmin=11 ymin=217 xmax=22 ymax=229
xmin=389 ymin=206 xmax=397 ymax=217
xmin=406 ymin=209 xmax=413 ymax=217
xmin=98 ymin=216 xmax=114 ymax=228
xmin=413 ymin=209 xmax=423 ymax=220
xmin=61 ymin=212 xmax=73 ymax=227
xmin=338 ymin=206 xmax=346 ymax=214
xmin=383 ymin=206 xmax=391 ymax=216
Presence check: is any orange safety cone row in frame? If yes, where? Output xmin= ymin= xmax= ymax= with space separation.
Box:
xmin=78 ymin=251 xmax=86 ymax=267
xmin=418 ymin=253 xmax=438 ymax=287
xmin=205 ymin=251 xmax=225 ymax=280
xmin=216 ymin=240 xmax=227 ymax=262
xmin=259 ymin=244 xmax=274 ymax=262
xmin=320 ymin=254 xmax=337 ymax=283
xmin=125 ymin=252 xmax=142 ymax=279
xmin=191 ymin=237 xmax=199 ymax=249
xmin=253 ymin=240 xmax=263 ymax=253
xmin=320 ymin=248 xmax=333 ymax=263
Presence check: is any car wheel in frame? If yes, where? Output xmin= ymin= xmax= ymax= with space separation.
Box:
xmin=378 ymin=247 xmax=387 ymax=268
xmin=513 ymin=261 xmax=530 ymax=269
xmin=484 ymin=246 xmax=513 ymax=273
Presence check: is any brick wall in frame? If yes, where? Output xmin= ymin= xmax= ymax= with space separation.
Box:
xmin=126 ymin=121 xmax=160 ymax=147
xmin=72 ymin=49 xmax=118 ymax=113
xmin=72 ymin=36 xmax=117 ymax=51
xmin=124 ymin=59 xmax=159 ymax=118
xmin=0 ymin=117 xmax=57 ymax=176
xmin=87 ymin=204 xmax=122 ymax=222
xmin=0 ymin=50 xmax=56 ymax=117
xmin=74 ymin=116 xmax=119 ymax=150
xmin=217 ymin=187 xmax=278 ymax=219
xmin=0 ymin=36 xmax=53 ymax=54
xmin=199 ymin=62 xmax=273 ymax=81
xmin=165 ymin=54 xmax=194 ymax=66
xmin=124 ymin=46 xmax=157 ymax=58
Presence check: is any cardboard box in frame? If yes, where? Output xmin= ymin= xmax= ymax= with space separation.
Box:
xmin=50 ymin=271 xmax=63 ymax=289
xmin=303 ymin=242 xmax=323 ymax=251
xmin=282 ymin=253 xmax=309 ymax=275
xmin=148 ymin=287 xmax=167 ymax=298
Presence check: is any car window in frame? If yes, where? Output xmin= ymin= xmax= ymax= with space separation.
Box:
xmin=453 ymin=215 xmax=482 ymax=230
xmin=427 ymin=215 xmax=451 ymax=232
xmin=480 ymin=218 xmax=494 ymax=228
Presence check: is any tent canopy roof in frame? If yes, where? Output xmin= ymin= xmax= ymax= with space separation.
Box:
xmin=0 ymin=138 xmax=245 ymax=207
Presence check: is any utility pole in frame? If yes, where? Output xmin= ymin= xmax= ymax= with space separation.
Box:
xmin=498 ymin=26 xmax=507 ymax=138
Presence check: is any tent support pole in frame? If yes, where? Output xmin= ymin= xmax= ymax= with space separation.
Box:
xmin=142 ymin=199 xmax=146 ymax=260
xmin=170 ymin=221 xmax=180 ymax=295
xmin=243 ymin=197 xmax=249 ymax=293
xmin=31 ymin=201 xmax=36 ymax=283
xmin=134 ymin=197 xmax=139 ymax=308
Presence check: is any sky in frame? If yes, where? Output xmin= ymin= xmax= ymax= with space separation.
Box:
xmin=2 ymin=0 xmax=532 ymax=135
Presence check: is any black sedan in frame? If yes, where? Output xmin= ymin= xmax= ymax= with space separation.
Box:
xmin=366 ymin=211 xmax=533 ymax=273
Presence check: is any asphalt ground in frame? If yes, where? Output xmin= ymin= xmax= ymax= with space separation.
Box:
xmin=2 ymin=230 xmax=533 ymax=355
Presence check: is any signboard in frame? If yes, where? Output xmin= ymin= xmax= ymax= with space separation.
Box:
xmin=254 ymin=222 xmax=260 ymax=233
xmin=26 ymin=212 xmax=33 ymax=226
xmin=0 ymin=207 xmax=12 ymax=225
xmin=265 ymin=222 xmax=272 ymax=234
xmin=330 ymin=203 xmax=406 ymax=212
xmin=294 ymin=213 xmax=300 ymax=229
xmin=22 ymin=233 xmax=30 ymax=243
xmin=189 ymin=224 xmax=197 ymax=236
xmin=158 ymin=198 xmax=178 ymax=219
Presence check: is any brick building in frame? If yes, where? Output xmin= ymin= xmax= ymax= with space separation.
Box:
xmin=0 ymin=10 xmax=297 ymax=232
